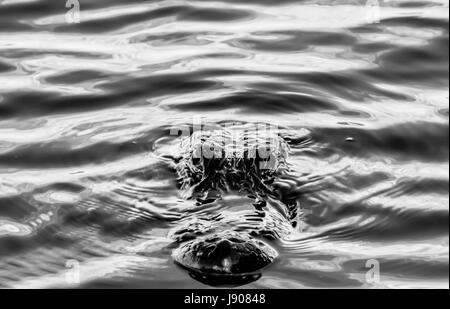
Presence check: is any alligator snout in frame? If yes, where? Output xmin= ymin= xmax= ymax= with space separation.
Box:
xmin=172 ymin=231 xmax=278 ymax=285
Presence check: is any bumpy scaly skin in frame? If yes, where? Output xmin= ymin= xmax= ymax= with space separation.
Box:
xmin=176 ymin=128 xmax=289 ymax=198
xmin=172 ymin=127 xmax=294 ymax=280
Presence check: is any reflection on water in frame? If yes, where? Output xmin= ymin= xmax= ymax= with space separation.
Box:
xmin=0 ymin=0 xmax=448 ymax=288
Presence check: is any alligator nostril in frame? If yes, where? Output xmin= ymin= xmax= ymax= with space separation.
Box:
xmin=215 ymin=239 xmax=232 ymax=254
xmin=208 ymin=239 xmax=233 ymax=264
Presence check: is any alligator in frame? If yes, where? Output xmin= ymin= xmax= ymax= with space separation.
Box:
xmin=168 ymin=123 xmax=302 ymax=285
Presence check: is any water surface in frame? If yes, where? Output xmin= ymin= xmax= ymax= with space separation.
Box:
xmin=0 ymin=0 xmax=448 ymax=288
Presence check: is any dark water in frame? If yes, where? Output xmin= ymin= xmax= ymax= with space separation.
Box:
xmin=0 ymin=0 xmax=448 ymax=288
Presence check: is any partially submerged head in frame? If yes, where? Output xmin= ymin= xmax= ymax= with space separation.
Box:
xmin=172 ymin=125 xmax=291 ymax=285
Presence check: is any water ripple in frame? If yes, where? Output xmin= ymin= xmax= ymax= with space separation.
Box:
xmin=0 ymin=0 xmax=448 ymax=288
